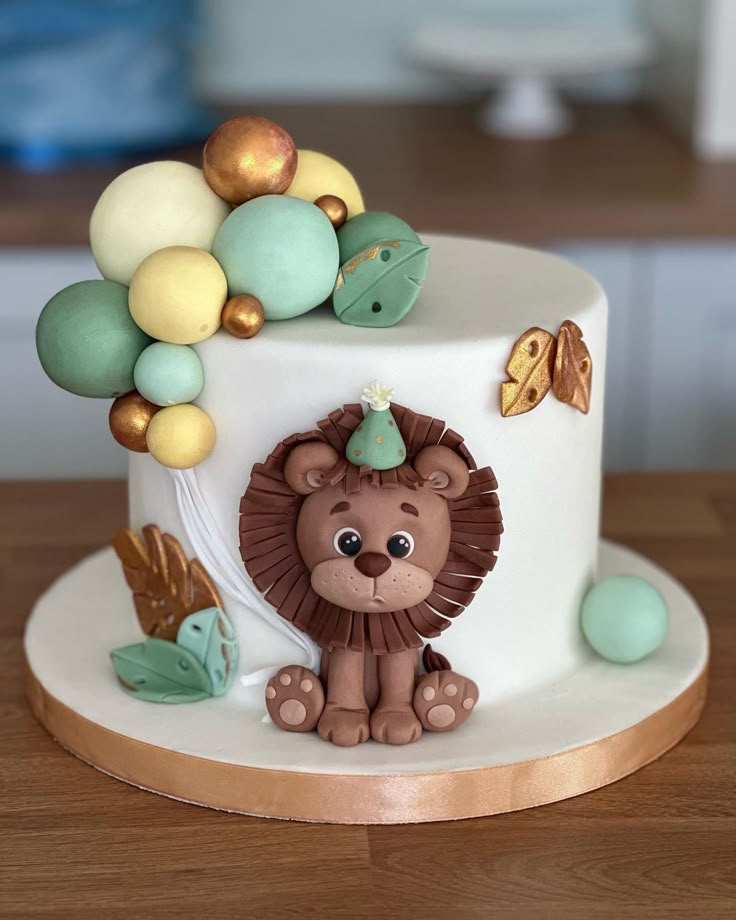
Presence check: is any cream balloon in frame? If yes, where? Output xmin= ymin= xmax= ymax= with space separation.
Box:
xmin=285 ymin=150 xmax=365 ymax=219
xmin=90 ymin=161 xmax=230 ymax=285
xmin=146 ymin=404 xmax=216 ymax=469
xmin=129 ymin=246 xmax=227 ymax=345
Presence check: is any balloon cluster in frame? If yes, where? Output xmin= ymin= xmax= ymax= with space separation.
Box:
xmin=35 ymin=115 xmax=429 ymax=470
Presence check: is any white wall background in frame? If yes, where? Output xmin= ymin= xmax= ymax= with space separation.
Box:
xmin=196 ymin=0 xmax=643 ymax=101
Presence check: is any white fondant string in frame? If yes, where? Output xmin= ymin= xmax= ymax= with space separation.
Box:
xmin=168 ymin=469 xmax=321 ymax=680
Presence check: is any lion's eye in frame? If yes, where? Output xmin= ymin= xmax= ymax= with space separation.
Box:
xmin=387 ymin=531 xmax=414 ymax=559
xmin=333 ymin=528 xmax=362 ymax=557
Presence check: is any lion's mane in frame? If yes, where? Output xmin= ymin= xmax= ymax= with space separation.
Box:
xmin=239 ymin=403 xmax=502 ymax=655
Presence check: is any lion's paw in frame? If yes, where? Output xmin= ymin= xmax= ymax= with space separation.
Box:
xmin=317 ymin=704 xmax=370 ymax=747
xmin=413 ymin=670 xmax=478 ymax=733
xmin=266 ymin=666 xmax=325 ymax=733
xmin=370 ymin=706 xmax=422 ymax=745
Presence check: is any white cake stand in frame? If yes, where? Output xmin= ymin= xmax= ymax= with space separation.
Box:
xmin=409 ymin=26 xmax=653 ymax=138
xmin=24 ymin=540 xmax=707 ymax=824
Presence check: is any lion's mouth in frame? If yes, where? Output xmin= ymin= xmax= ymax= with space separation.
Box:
xmin=371 ymin=581 xmax=386 ymax=604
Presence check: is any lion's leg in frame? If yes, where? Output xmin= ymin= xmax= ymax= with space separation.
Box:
xmin=317 ymin=648 xmax=370 ymax=746
xmin=370 ymin=648 xmax=423 ymax=745
xmin=363 ymin=649 xmax=379 ymax=711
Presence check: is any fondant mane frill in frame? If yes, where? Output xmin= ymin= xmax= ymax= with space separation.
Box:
xmin=239 ymin=403 xmax=502 ymax=654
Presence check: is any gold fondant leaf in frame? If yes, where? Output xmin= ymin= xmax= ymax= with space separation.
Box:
xmin=112 ymin=525 xmax=223 ymax=641
xmin=553 ymin=320 xmax=592 ymax=414
xmin=500 ymin=327 xmax=556 ymax=417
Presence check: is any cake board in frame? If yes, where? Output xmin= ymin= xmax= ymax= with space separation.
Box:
xmin=25 ymin=539 xmax=708 ymax=825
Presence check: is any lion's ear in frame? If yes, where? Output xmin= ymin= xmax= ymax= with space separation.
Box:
xmin=283 ymin=442 xmax=340 ymax=495
xmin=414 ymin=445 xmax=470 ymax=500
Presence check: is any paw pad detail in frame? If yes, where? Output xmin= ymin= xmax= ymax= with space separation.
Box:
xmin=413 ymin=669 xmax=478 ymax=733
xmin=265 ymin=665 xmax=324 ymax=733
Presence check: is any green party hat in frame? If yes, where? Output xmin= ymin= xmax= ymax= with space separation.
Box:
xmin=346 ymin=382 xmax=407 ymax=470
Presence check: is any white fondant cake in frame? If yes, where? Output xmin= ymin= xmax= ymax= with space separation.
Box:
xmin=29 ymin=115 xmax=710 ymax=820
xmin=129 ymin=234 xmax=607 ymax=705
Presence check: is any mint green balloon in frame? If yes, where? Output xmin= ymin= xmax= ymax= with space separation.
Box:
xmin=36 ymin=280 xmax=152 ymax=398
xmin=581 ymin=575 xmax=668 ymax=664
xmin=212 ymin=194 xmax=339 ymax=320
xmin=134 ymin=342 xmax=204 ymax=407
xmin=337 ymin=211 xmax=419 ymax=263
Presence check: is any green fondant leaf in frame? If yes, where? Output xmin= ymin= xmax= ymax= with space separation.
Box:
xmin=176 ymin=607 xmax=239 ymax=697
xmin=333 ymin=238 xmax=430 ymax=328
xmin=110 ymin=638 xmax=212 ymax=704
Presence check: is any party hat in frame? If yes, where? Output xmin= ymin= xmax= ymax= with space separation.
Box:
xmin=346 ymin=382 xmax=407 ymax=470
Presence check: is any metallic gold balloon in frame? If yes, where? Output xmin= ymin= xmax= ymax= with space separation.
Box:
xmin=221 ymin=294 xmax=265 ymax=339
xmin=109 ymin=391 xmax=160 ymax=452
xmin=203 ymin=116 xmax=297 ymax=206
xmin=314 ymin=194 xmax=348 ymax=229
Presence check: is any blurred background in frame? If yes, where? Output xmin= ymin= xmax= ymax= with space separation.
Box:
xmin=2 ymin=0 xmax=735 ymax=477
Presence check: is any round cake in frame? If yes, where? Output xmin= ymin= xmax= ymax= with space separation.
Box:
xmin=27 ymin=114 xmax=707 ymax=822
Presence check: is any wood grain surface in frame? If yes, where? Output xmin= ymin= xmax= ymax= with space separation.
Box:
xmin=2 ymin=475 xmax=735 ymax=918
xmin=4 ymin=103 xmax=736 ymax=247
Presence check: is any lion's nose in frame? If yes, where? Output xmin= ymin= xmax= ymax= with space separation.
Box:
xmin=354 ymin=552 xmax=391 ymax=578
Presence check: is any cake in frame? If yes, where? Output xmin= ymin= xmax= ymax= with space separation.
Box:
xmin=27 ymin=115 xmax=708 ymax=822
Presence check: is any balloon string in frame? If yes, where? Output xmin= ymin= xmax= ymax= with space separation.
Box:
xmin=168 ymin=468 xmax=321 ymax=682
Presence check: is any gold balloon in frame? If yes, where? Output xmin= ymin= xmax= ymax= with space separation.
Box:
xmin=221 ymin=294 xmax=265 ymax=339
xmin=203 ymin=116 xmax=297 ymax=206
xmin=314 ymin=194 xmax=348 ymax=229
xmin=109 ymin=391 xmax=160 ymax=452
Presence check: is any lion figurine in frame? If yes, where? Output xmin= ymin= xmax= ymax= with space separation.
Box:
xmin=240 ymin=385 xmax=502 ymax=747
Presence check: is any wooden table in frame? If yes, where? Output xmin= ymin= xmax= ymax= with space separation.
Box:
xmin=4 ymin=102 xmax=736 ymax=247
xmin=2 ymin=474 xmax=735 ymax=918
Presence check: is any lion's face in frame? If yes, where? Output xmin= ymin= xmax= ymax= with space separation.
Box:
xmin=295 ymin=480 xmax=452 ymax=613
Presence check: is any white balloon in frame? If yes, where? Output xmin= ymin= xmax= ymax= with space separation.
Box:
xmin=89 ymin=161 xmax=230 ymax=285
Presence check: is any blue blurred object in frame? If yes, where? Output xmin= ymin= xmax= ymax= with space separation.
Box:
xmin=0 ymin=0 xmax=214 ymax=170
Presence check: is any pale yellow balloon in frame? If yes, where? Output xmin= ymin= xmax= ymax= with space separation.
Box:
xmin=129 ymin=246 xmax=227 ymax=344
xmin=90 ymin=161 xmax=230 ymax=285
xmin=146 ymin=404 xmax=216 ymax=469
xmin=285 ymin=150 xmax=365 ymax=219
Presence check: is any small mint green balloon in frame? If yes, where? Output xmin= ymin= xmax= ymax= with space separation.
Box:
xmin=581 ymin=575 xmax=668 ymax=664
xmin=212 ymin=194 xmax=339 ymax=320
xmin=134 ymin=342 xmax=204 ymax=407
xmin=337 ymin=211 xmax=419 ymax=263
xmin=36 ymin=280 xmax=152 ymax=398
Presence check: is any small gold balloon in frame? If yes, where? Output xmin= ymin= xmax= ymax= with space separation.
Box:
xmin=221 ymin=294 xmax=265 ymax=339
xmin=109 ymin=391 xmax=160 ymax=452
xmin=203 ymin=116 xmax=297 ymax=206
xmin=314 ymin=194 xmax=348 ymax=229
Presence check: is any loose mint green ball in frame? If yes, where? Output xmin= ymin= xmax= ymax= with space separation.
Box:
xmin=134 ymin=342 xmax=204 ymax=407
xmin=337 ymin=211 xmax=419 ymax=263
xmin=581 ymin=575 xmax=669 ymax=664
xmin=212 ymin=194 xmax=339 ymax=321
xmin=36 ymin=280 xmax=152 ymax=398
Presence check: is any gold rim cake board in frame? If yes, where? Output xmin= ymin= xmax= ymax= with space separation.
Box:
xmin=27 ymin=663 xmax=707 ymax=824
xmin=24 ymin=541 xmax=709 ymax=824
